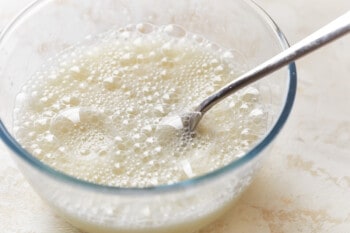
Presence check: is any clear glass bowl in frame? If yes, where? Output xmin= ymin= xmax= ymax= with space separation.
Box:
xmin=0 ymin=0 xmax=296 ymax=233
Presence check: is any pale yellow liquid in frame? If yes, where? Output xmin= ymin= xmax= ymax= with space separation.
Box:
xmin=13 ymin=23 xmax=267 ymax=232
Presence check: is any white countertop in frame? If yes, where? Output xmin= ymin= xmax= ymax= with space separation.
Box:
xmin=1 ymin=1 xmax=350 ymax=232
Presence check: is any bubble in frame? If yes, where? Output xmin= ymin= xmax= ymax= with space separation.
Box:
xmin=154 ymin=146 xmax=162 ymax=153
xmin=209 ymin=58 xmax=219 ymax=66
xmin=120 ymin=31 xmax=132 ymax=39
xmin=103 ymin=76 xmax=121 ymax=91
xmin=163 ymin=24 xmax=186 ymax=38
xmin=141 ymin=125 xmax=153 ymax=134
xmin=181 ymin=159 xmax=194 ymax=178
xmin=249 ymin=108 xmax=264 ymax=117
xmin=146 ymin=137 xmax=154 ymax=144
xmin=214 ymin=65 xmax=225 ymax=74
xmin=70 ymin=65 xmax=81 ymax=73
xmin=120 ymin=53 xmax=136 ymax=66
xmin=239 ymin=103 xmax=249 ymax=111
xmin=70 ymin=96 xmax=81 ymax=106
xmin=80 ymin=148 xmax=90 ymax=156
xmin=221 ymin=50 xmax=235 ymax=60
xmin=113 ymin=162 xmax=121 ymax=170
xmin=241 ymin=128 xmax=250 ymax=135
xmin=43 ymin=133 xmax=55 ymax=143
xmin=58 ymin=146 xmax=66 ymax=153
xmin=32 ymin=148 xmax=42 ymax=156
xmin=62 ymin=96 xmax=80 ymax=106
xmin=98 ymin=148 xmax=108 ymax=156
xmin=136 ymin=54 xmax=145 ymax=63
xmin=154 ymin=105 xmax=164 ymax=114
xmin=155 ymin=124 xmax=178 ymax=147
xmin=212 ymin=75 xmax=222 ymax=83
xmin=150 ymin=177 xmax=158 ymax=186
xmin=136 ymin=23 xmax=154 ymax=34
xmin=241 ymin=86 xmax=259 ymax=102
xmin=193 ymin=34 xmax=204 ymax=43
xmin=15 ymin=92 xmax=27 ymax=105
xmin=206 ymin=43 xmax=220 ymax=51
xmin=45 ymin=153 xmax=55 ymax=159
xmin=50 ymin=108 xmax=81 ymax=133
xmin=162 ymin=93 xmax=170 ymax=103
xmin=161 ymin=42 xmax=180 ymax=59
xmin=160 ymin=57 xmax=174 ymax=68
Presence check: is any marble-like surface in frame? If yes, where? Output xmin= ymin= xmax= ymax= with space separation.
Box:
xmin=1 ymin=0 xmax=350 ymax=232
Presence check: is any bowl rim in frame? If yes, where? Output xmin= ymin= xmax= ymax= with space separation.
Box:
xmin=0 ymin=0 xmax=297 ymax=195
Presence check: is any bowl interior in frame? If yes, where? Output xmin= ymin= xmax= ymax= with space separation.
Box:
xmin=0 ymin=0 xmax=296 ymax=193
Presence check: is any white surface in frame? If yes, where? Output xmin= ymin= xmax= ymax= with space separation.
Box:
xmin=1 ymin=0 xmax=350 ymax=232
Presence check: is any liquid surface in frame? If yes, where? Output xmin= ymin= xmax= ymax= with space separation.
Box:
xmin=13 ymin=23 xmax=267 ymax=187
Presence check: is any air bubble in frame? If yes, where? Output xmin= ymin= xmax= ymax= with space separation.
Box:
xmin=212 ymin=75 xmax=222 ymax=83
xmin=15 ymin=92 xmax=26 ymax=105
xmin=120 ymin=31 xmax=131 ymax=39
xmin=249 ymin=108 xmax=264 ymax=117
xmin=120 ymin=53 xmax=136 ymax=66
xmin=214 ymin=65 xmax=225 ymax=74
xmin=241 ymin=87 xmax=259 ymax=102
xmin=43 ymin=133 xmax=55 ymax=143
xmin=163 ymin=24 xmax=186 ymax=38
xmin=222 ymin=50 xmax=235 ymax=60
xmin=114 ymin=136 xmax=123 ymax=142
xmin=154 ymin=105 xmax=164 ymax=114
xmin=33 ymin=148 xmax=42 ymax=156
xmin=58 ymin=146 xmax=66 ymax=153
xmin=70 ymin=65 xmax=81 ymax=73
xmin=34 ymin=118 xmax=49 ymax=131
xmin=136 ymin=54 xmax=145 ymax=63
xmin=136 ymin=23 xmax=154 ymax=34
xmin=78 ymin=82 xmax=87 ymax=89
xmin=45 ymin=153 xmax=55 ymax=159
xmin=162 ymin=93 xmax=170 ymax=103
xmin=181 ymin=159 xmax=194 ymax=178
xmin=80 ymin=148 xmax=90 ymax=156
xmin=114 ymin=162 xmax=121 ymax=170
xmin=98 ymin=148 xmax=108 ymax=156
xmin=160 ymin=57 xmax=174 ymax=68
xmin=103 ymin=76 xmax=121 ymax=91
xmin=141 ymin=125 xmax=153 ymax=134
xmin=161 ymin=42 xmax=179 ymax=59
xmin=209 ymin=43 xmax=221 ymax=51
xmin=146 ymin=137 xmax=154 ymax=144
xmin=193 ymin=34 xmax=204 ymax=43
xmin=28 ymin=132 xmax=36 ymax=139
xmin=154 ymin=146 xmax=162 ymax=153
xmin=210 ymin=59 xmax=219 ymax=66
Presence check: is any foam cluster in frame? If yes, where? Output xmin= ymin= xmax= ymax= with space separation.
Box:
xmin=13 ymin=23 xmax=268 ymax=187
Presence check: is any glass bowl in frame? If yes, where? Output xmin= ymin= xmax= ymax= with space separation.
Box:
xmin=0 ymin=0 xmax=296 ymax=233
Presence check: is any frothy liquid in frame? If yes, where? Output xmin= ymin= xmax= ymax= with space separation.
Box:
xmin=13 ymin=23 xmax=267 ymax=187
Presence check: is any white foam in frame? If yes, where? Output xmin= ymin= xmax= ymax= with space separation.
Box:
xmin=13 ymin=24 xmax=268 ymax=188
